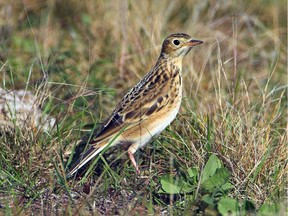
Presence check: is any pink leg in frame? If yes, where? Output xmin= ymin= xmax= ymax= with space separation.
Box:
xmin=128 ymin=149 xmax=140 ymax=175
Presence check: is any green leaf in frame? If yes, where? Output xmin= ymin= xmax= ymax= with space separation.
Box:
xmin=221 ymin=182 xmax=234 ymax=191
xmin=187 ymin=167 xmax=198 ymax=178
xmin=160 ymin=175 xmax=181 ymax=194
xmin=258 ymin=203 xmax=280 ymax=215
xmin=218 ymin=197 xmax=238 ymax=215
xmin=202 ymin=168 xmax=230 ymax=192
xmin=202 ymin=194 xmax=214 ymax=206
xmin=159 ymin=175 xmax=194 ymax=194
xmin=201 ymin=154 xmax=222 ymax=183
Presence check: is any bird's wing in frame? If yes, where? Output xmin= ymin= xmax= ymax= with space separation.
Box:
xmin=91 ymin=69 xmax=172 ymax=144
xmin=67 ymin=66 xmax=174 ymax=177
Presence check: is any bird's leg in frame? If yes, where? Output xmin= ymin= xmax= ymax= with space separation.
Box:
xmin=128 ymin=145 xmax=140 ymax=175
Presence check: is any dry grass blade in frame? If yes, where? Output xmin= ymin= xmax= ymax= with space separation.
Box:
xmin=0 ymin=0 xmax=286 ymax=214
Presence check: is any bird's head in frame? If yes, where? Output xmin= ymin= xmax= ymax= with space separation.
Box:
xmin=160 ymin=33 xmax=203 ymax=59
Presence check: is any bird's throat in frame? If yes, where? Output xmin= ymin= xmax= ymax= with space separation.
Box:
xmin=171 ymin=57 xmax=183 ymax=72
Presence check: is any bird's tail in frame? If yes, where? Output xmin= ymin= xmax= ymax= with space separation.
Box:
xmin=66 ymin=143 xmax=107 ymax=177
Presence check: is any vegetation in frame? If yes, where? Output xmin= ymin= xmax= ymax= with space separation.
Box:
xmin=0 ymin=0 xmax=286 ymax=215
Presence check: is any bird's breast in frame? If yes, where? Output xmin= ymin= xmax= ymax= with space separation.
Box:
xmin=138 ymin=69 xmax=182 ymax=146
xmin=118 ymin=64 xmax=183 ymax=148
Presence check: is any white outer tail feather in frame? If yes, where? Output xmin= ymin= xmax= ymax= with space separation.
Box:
xmin=68 ymin=144 xmax=107 ymax=177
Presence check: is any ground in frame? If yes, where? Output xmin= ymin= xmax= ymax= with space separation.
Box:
xmin=0 ymin=0 xmax=286 ymax=215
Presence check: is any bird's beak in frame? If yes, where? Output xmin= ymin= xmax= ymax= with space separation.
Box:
xmin=185 ymin=39 xmax=204 ymax=47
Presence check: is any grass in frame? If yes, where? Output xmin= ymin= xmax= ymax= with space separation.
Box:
xmin=0 ymin=0 xmax=287 ymax=215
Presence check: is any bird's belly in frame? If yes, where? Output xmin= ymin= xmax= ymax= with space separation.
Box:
xmin=149 ymin=99 xmax=181 ymax=136
xmin=121 ymin=94 xmax=182 ymax=148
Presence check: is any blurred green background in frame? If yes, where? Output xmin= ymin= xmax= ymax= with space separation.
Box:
xmin=0 ymin=0 xmax=286 ymax=215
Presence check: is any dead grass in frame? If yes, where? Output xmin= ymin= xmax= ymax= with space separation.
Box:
xmin=0 ymin=0 xmax=286 ymax=214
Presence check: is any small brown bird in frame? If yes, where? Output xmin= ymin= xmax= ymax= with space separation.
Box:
xmin=67 ymin=33 xmax=203 ymax=177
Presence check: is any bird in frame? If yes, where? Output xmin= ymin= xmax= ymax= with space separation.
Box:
xmin=67 ymin=33 xmax=203 ymax=177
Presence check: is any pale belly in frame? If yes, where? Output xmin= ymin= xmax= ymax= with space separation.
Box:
xmin=108 ymin=72 xmax=183 ymax=151
xmin=121 ymin=91 xmax=182 ymax=149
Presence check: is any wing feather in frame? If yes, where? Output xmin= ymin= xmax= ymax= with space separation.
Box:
xmin=91 ymin=72 xmax=171 ymax=144
xmin=67 ymin=64 xmax=174 ymax=177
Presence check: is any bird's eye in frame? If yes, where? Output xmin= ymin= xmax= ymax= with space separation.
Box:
xmin=173 ymin=39 xmax=180 ymax=46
